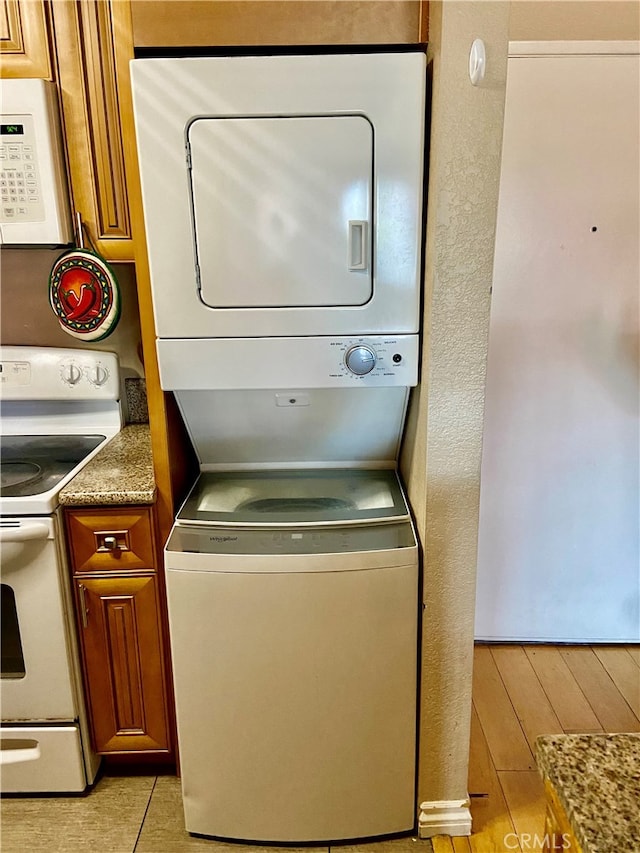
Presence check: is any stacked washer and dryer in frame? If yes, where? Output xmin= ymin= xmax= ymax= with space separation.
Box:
xmin=131 ymin=52 xmax=426 ymax=843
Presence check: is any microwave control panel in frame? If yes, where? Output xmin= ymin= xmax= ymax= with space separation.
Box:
xmin=1 ymin=116 xmax=45 ymax=225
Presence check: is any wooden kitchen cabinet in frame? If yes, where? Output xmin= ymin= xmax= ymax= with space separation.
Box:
xmin=131 ymin=0 xmax=427 ymax=47
xmin=74 ymin=574 xmax=169 ymax=753
xmin=66 ymin=506 xmax=172 ymax=756
xmin=542 ymin=779 xmax=582 ymax=852
xmin=66 ymin=507 xmax=155 ymax=573
xmin=2 ymin=0 xmax=136 ymax=260
xmin=0 ymin=0 xmax=51 ymax=77
xmin=50 ymin=0 xmax=136 ymax=261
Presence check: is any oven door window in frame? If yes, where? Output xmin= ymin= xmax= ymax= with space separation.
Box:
xmin=1 ymin=583 xmax=26 ymax=679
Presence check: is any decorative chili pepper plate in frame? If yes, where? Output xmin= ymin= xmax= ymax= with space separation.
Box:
xmin=49 ymin=247 xmax=120 ymax=341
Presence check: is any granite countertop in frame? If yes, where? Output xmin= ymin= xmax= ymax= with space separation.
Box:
xmin=536 ymin=733 xmax=640 ymax=853
xmin=58 ymin=424 xmax=156 ymax=506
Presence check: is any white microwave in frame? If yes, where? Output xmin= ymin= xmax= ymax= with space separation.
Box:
xmin=131 ymin=52 xmax=426 ymax=341
xmin=0 ymin=79 xmax=72 ymax=246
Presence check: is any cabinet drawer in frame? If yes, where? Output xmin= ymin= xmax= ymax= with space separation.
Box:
xmin=66 ymin=508 xmax=155 ymax=573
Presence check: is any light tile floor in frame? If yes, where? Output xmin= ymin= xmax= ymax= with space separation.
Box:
xmin=1 ymin=774 xmax=433 ymax=853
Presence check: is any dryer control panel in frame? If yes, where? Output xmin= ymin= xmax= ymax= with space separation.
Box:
xmin=329 ymin=337 xmax=417 ymax=382
xmin=157 ymin=335 xmax=419 ymax=391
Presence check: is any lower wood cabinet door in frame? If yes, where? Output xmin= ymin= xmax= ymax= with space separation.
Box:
xmin=75 ymin=574 xmax=170 ymax=754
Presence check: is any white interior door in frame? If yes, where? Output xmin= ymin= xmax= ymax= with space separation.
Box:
xmin=475 ymin=49 xmax=640 ymax=642
xmin=189 ymin=115 xmax=373 ymax=308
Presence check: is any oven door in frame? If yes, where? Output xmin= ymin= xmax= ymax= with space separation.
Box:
xmin=1 ymin=515 xmax=77 ymax=721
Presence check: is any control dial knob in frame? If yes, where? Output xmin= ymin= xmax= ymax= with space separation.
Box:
xmin=86 ymin=364 xmax=109 ymax=387
xmin=60 ymin=361 xmax=82 ymax=386
xmin=345 ymin=345 xmax=377 ymax=376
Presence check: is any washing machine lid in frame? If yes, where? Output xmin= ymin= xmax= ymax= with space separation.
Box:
xmin=176 ymin=468 xmax=409 ymax=527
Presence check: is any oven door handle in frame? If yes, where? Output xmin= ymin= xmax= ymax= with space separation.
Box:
xmin=0 ymin=522 xmax=50 ymax=543
xmin=0 ymin=738 xmax=41 ymax=765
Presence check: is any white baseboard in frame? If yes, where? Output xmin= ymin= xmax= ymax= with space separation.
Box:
xmin=418 ymin=799 xmax=472 ymax=838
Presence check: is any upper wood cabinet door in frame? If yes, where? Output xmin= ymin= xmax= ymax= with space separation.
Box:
xmin=0 ymin=0 xmax=51 ymax=77
xmin=131 ymin=1 xmax=427 ymax=47
xmin=50 ymin=0 xmax=135 ymax=261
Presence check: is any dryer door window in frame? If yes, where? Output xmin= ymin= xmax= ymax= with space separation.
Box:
xmin=188 ymin=115 xmax=373 ymax=309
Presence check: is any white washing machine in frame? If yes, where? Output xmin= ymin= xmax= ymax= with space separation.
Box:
xmin=164 ymin=468 xmax=418 ymax=842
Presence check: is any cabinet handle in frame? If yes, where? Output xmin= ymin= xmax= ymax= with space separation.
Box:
xmin=78 ymin=583 xmax=90 ymax=628
xmin=103 ymin=535 xmax=118 ymax=550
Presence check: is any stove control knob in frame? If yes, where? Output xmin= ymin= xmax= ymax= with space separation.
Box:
xmin=87 ymin=364 xmax=110 ymax=387
xmin=345 ymin=345 xmax=377 ymax=376
xmin=61 ymin=362 xmax=82 ymax=386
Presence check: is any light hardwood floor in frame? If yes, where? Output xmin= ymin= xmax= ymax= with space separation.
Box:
xmin=433 ymin=644 xmax=640 ymax=853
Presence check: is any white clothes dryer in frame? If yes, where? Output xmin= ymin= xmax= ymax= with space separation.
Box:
xmin=131 ymin=52 xmax=426 ymax=341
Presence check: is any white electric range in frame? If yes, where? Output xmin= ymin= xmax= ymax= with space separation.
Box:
xmin=0 ymin=346 xmax=121 ymax=792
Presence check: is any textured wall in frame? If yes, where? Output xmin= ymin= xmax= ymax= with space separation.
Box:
xmin=400 ymin=0 xmax=510 ymax=810
xmin=402 ymin=0 xmax=639 ymax=822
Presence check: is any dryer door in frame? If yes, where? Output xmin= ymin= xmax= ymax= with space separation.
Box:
xmin=189 ymin=115 xmax=373 ymax=309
